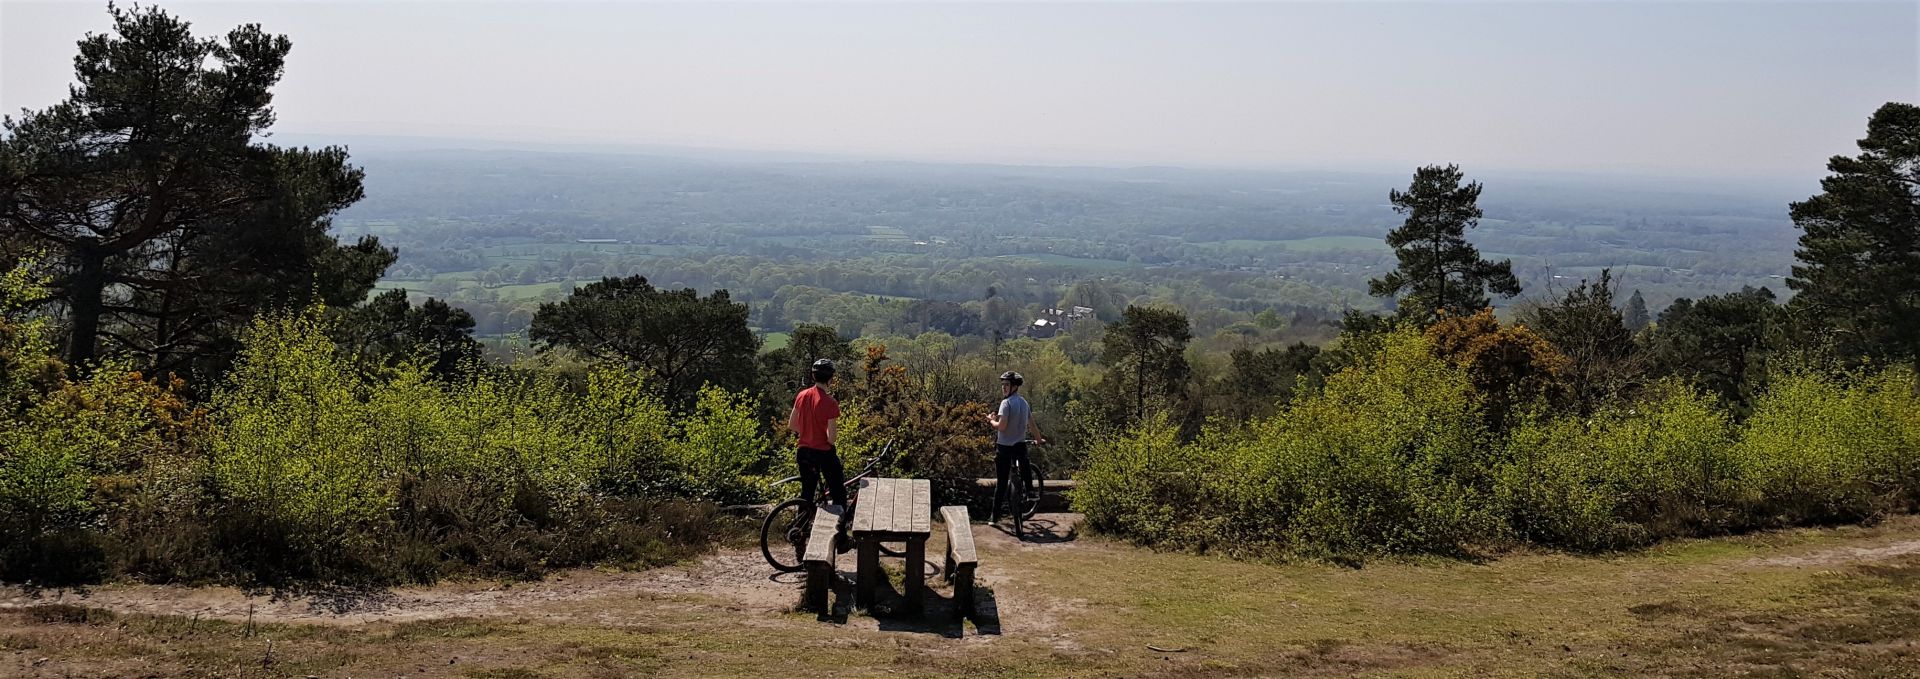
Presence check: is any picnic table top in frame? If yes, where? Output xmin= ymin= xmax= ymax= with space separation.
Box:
xmin=850 ymin=477 xmax=931 ymax=537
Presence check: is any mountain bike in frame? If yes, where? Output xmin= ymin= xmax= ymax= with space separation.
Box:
xmin=759 ymin=442 xmax=906 ymax=573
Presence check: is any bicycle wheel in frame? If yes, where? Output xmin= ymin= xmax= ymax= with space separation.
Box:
xmin=760 ymin=499 xmax=812 ymax=573
xmin=1016 ymin=460 xmax=1047 ymax=522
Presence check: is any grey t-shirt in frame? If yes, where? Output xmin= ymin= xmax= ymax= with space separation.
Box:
xmin=996 ymin=394 xmax=1032 ymax=446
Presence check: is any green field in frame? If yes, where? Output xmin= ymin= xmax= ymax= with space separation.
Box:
xmin=991 ymin=253 xmax=1135 ymax=270
xmin=1195 ymin=236 xmax=1391 ymax=253
xmin=761 ymin=331 xmax=791 ymax=352
xmin=866 ymin=226 xmax=909 ymax=241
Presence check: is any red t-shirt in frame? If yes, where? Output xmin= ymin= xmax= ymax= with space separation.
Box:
xmin=792 ymin=385 xmax=840 ymax=450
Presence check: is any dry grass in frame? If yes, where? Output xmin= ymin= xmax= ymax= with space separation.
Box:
xmin=4 ymin=516 xmax=1920 ymax=678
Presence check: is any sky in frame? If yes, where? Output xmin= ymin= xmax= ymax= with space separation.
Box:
xmin=3 ymin=1 xmax=1917 ymax=182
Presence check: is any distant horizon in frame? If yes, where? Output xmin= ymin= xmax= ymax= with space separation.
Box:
xmin=7 ymin=1 xmax=1914 ymax=193
xmin=274 ymin=126 xmax=1823 ymax=200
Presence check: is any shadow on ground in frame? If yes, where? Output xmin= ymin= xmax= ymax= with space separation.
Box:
xmin=807 ymin=568 xmax=1001 ymax=638
xmin=989 ymin=516 xmax=1077 ymax=544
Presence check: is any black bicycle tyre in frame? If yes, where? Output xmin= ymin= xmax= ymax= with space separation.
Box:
xmin=1016 ymin=460 xmax=1046 ymax=522
xmin=760 ymin=499 xmax=812 ymax=573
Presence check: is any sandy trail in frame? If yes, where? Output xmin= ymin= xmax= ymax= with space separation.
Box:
xmin=0 ymin=513 xmax=1088 ymax=630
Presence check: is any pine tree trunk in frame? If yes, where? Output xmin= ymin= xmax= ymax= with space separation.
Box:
xmin=64 ymin=239 xmax=107 ymax=372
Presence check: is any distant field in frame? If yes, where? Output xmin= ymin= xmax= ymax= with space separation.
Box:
xmin=760 ymin=331 xmax=791 ymax=352
xmin=991 ymin=253 xmax=1134 ymax=270
xmin=866 ymin=226 xmax=909 ymax=241
xmin=375 ymin=276 xmax=572 ymax=301
xmin=1200 ymin=236 xmax=1390 ymax=252
xmin=478 ymin=243 xmax=707 ymax=259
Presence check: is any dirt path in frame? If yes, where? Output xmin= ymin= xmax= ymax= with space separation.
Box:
xmin=6 ymin=513 xmax=1920 ymax=678
xmin=0 ymin=513 xmax=1090 ymax=629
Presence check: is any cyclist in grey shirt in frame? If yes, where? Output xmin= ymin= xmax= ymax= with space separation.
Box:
xmin=986 ymin=371 xmax=1047 ymax=523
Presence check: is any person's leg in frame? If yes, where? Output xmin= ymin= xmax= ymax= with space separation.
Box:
xmin=819 ymin=447 xmax=848 ymax=507
xmin=992 ymin=444 xmax=1013 ymax=522
xmin=796 ymin=447 xmax=820 ymax=504
xmin=1013 ymin=441 xmax=1031 ymax=502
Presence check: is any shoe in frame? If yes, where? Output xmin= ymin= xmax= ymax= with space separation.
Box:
xmin=835 ymin=531 xmax=853 ymax=554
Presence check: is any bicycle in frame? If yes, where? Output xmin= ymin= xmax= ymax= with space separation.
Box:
xmin=995 ymin=439 xmax=1048 ymax=540
xmin=759 ymin=441 xmax=907 ymax=573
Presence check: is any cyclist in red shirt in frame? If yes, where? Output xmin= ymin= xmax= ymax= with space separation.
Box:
xmin=788 ymin=359 xmax=846 ymax=508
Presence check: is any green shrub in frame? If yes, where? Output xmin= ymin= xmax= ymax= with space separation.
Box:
xmin=1077 ymin=330 xmax=1500 ymax=561
xmin=670 ymin=385 xmax=774 ymax=504
xmin=1496 ymin=382 xmax=1743 ymax=551
xmin=207 ymin=310 xmax=387 ymax=550
xmin=1248 ymin=329 xmax=1499 ymax=558
xmin=1741 ymin=368 xmax=1919 ymax=524
xmin=1072 ymin=414 xmax=1199 ymax=547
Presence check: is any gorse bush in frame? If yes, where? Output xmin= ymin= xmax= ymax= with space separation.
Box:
xmin=1076 ymin=327 xmax=1920 ymax=562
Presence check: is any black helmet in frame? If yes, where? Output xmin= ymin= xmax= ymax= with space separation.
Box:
xmin=810 ymin=358 xmax=836 ymax=380
xmin=999 ymin=370 xmax=1023 ymax=386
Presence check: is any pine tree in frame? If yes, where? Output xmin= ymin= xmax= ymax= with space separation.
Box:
xmin=1787 ymin=102 xmax=1920 ymax=371
xmin=0 ymin=6 xmax=392 ymax=376
xmin=1368 ymin=165 xmax=1521 ymax=322
xmin=1098 ymin=306 xmax=1193 ymax=423
xmin=1622 ymin=290 xmax=1652 ymax=331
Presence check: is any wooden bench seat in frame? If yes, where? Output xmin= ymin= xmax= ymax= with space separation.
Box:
xmin=802 ymin=504 xmax=843 ymax=613
xmin=940 ymin=505 xmax=978 ymax=620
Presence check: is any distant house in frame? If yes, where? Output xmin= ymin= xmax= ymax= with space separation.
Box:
xmin=1028 ymin=318 xmax=1060 ymax=339
xmin=1069 ymin=306 xmax=1094 ymax=319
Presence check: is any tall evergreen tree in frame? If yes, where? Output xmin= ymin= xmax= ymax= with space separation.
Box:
xmin=0 ymin=6 xmax=392 ymax=377
xmin=1622 ymin=290 xmax=1652 ymax=332
xmin=1524 ymin=269 xmax=1640 ymax=413
xmin=1787 ymin=102 xmax=1920 ymax=371
xmin=1368 ymin=165 xmax=1521 ymax=322
xmin=1644 ymin=287 xmax=1779 ymax=412
xmin=1098 ymin=305 xmax=1193 ymax=423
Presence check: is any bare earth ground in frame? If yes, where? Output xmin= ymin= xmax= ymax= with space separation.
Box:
xmin=4 ymin=513 xmax=1920 ymax=678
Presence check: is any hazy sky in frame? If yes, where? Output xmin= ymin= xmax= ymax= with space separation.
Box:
xmin=3 ymin=1 xmax=1916 ymax=180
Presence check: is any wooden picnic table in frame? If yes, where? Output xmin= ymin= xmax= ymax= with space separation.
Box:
xmin=849 ymin=477 xmax=931 ymax=613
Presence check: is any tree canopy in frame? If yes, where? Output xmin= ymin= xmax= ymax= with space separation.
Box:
xmin=1368 ymin=164 xmax=1520 ymax=322
xmin=0 ymin=5 xmax=391 ymax=378
xmin=530 ymin=275 xmax=757 ymax=408
xmin=1787 ymin=102 xmax=1920 ymax=371
xmin=1099 ymin=305 xmax=1193 ymax=423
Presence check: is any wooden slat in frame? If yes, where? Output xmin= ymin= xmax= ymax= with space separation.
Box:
xmin=910 ymin=480 xmax=932 ymax=533
xmin=890 ymin=479 xmax=912 ymax=534
xmin=802 ymin=504 xmax=843 ymax=564
xmin=851 ymin=479 xmax=873 ymax=533
xmin=869 ymin=479 xmax=897 ymax=534
xmin=941 ymin=505 xmax=976 ymax=563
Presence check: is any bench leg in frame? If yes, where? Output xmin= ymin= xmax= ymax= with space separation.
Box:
xmin=856 ymin=540 xmax=878 ymax=611
xmin=952 ymin=564 xmax=975 ymax=621
xmin=905 ymin=537 xmax=926 ymax=615
xmin=804 ymin=562 xmax=830 ymax=613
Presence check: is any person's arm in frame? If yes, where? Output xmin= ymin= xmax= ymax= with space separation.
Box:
xmin=988 ymin=400 xmax=1008 ymax=432
xmin=1027 ymin=417 xmax=1046 ymax=444
xmin=824 ymin=396 xmax=840 ymax=446
xmin=788 ymin=404 xmax=801 ymax=437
